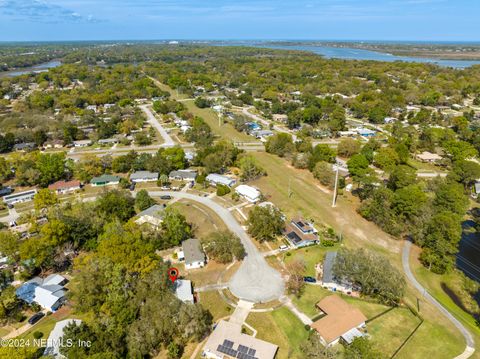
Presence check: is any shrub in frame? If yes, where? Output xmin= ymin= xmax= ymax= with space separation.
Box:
xmin=216 ymin=184 xmax=231 ymax=196
xmin=33 ymin=331 xmax=43 ymax=339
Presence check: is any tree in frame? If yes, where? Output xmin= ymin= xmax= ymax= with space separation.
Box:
xmin=300 ymin=332 xmax=337 ymax=359
xmin=286 ymin=259 xmax=306 ymax=297
xmin=0 ymin=157 xmax=11 ymax=182
xmin=237 ymin=155 xmax=266 ymax=181
xmin=434 ymin=181 xmax=468 ymax=216
xmin=0 ymin=231 xmax=19 ymax=262
xmin=333 ymin=248 xmax=406 ymax=305
xmin=247 ymin=205 xmax=285 ymax=242
xmin=135 ymin=190 xmax=156 ymax=211
xmin=388 ymin=165 xmax=417 ymax=190
xmin=313 ymin=161 xmax=335 ymax=188
xmin=161 ymin=208 xmax=192 ymax=248
xmin=309 ymin=144 xmax=336 ymax=170
xmin=451 ymin=160 xmax=480 ymax=189
xmin=194 ymin=97 xmax=212 ymax=108
xmin=34 ymin=188 xmax=58 ymax=212
xmin=337 ymin=138 xmax=361 ymax=158
xmin=345 ymin=337 xmax=381 ymax=359
xmin=203 ymin=231 xmax=245 ymax=263
xmin=374 ymin=147 xmax=400 ymax=172
xmin=75 ymin=154 xmax=104 ymax=182
xmin=96 ymin=190 xmax=135 ymax=222
xmin=443 ymin=140 xmax=478 ymax=161
xmin=392 ymin=184 xmax=427 ymax=222
xmin=36 ymin=152 xmax=66 ymax=187
xmin=40 ymin=219 xmax=70 ymax=247
xmin=265 ymin=133 xmax=294 ymax=157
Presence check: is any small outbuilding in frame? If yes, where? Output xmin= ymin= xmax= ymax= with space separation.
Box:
xmin=182 ymin=238 xmax=206 ymax=270
xmin=175 ymin=279 xmax=194 ymax=304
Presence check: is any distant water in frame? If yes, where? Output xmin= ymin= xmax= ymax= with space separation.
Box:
xmin=0 ymin=60 xmax=61 ymax=78
xmin=221 ymin=42 xmax=480 ymax=69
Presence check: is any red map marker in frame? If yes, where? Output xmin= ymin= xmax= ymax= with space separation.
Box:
xmin=168 ymin=267 xmax=179 ymax=283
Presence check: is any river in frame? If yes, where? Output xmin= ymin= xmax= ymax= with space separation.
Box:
xmin=0 ymin=60 xmax=62 ymax=78
xmin=216 ymin=41 xmax=480 ymax=69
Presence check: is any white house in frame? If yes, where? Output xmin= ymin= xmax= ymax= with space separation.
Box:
xmin=3 ymin=189 xmax=37 ymax=205
xmin=73 ymin=140 xmax=92 ymax=148
xmin=48 ymin=180 xmax=81 ymax=194
xmin=182 ymin=238 xmax=206 ymax=269
xmin=16 ymin=274 xmax=67 ymax=312
xmin=175 ymin=279 xmax=194 ymax=304
xmin=235 ymin=185 xmax=261 ymax=203
xmin=135 ymin=205 xmax=165 ymax=227
xmin=130 ymin=171 xmax=159 ymax=183
xmin=206 ymin=174 xmax=236 ymax=187
xmin=44 ymin=319 xmax=83 ymax=358
xmin=169 ymin=170 xmax=198 ymax=182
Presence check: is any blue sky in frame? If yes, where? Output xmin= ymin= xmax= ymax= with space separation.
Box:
xmin=0 ymin=0 xmax=479 ymax=42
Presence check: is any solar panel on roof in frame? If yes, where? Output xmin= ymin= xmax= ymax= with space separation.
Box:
xmin=238 ymin=345 xmax=249 ymax=353
xmin=248 ymin=348 xmax=256 ymax=356
xmin=287 ymin=231 xmax=301 ymax=243
xmin=223 ymin=339 xmax=234 ymax=348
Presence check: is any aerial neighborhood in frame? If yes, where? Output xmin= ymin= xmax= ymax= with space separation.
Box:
xmin=0 ymin=37 xmax=479 ymax=359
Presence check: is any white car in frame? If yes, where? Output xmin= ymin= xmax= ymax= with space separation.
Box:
xmin=279 ymin=245 xmax=289 ymax=251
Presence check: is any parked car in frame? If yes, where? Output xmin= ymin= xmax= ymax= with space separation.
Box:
xmin=160 ymin=195 xmax=172 ymax=200
xmin=303 ymin=276 xmax=317 ymax=283
xmin=279 ymin=245 xmax=289 ymax=251
xmin=28 ymin=312 xmax=45 ymax=325
xmin=129 ymin=183 xmax=136 ymax=191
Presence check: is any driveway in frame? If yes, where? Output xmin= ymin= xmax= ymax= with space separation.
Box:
xmin=139 ymin=104 xmax=175 ymax=147
xmin=403 ymin=241 xmax=475 ymax=359
xmin=148 ymin=191 xmax=285 ymax=303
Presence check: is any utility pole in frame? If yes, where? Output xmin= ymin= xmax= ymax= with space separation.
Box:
xmin=332 ymin=167 xmax=339 ymax=207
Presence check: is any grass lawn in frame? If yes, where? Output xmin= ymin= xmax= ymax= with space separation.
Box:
xmin=172 ymin=200 xmax=227 ymax=238
xmin=284 ymin=245 xmax=338 ymax=277
xmin=368 ymin=307 xmax=421 ymax=358
xmin=198 ymin=291 xmax=233 ymax=322
xmin=186 ymin=261 xmax=239 ymax=287
xmin=246 ymin=307 xmax=309 ymax=359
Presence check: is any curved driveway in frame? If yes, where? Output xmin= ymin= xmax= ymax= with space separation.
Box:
xmin=403 ymin=241 xmax=475 ymax=359
xmin=149 ymin=191 xmax=285 ymax=303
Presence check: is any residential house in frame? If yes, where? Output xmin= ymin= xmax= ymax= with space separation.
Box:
xmin=48 ymin=180 xmax=81 ymax=194
xmin=321 ymin=251 xmax=355 ymax=293
xmin=311 ymin=295 xmax=367 ymax=347
xmin=206 ymin=174 xmax=236 ymax=187
xmin=135 ymin=204 xmax=165 ymax=227
xmin=86 ymin=105 xmax=98 ymax=113
xmin=283 ymin=217 xmax=319 ymax=248
xmin=203 ymin=320 xmax=278 ymax=359
xmin=169 ymin=170 xmax=198 ymax=182
xmin=416 ymin=151 xmax=442 ymax=163
xmin=272 ymin=114 xmax=288 ymax=123
xmin=13 ymin=142 xmax=36 ymax=151
xmin=0 ymin=186 xmax=13 ymax=197
xmin=355 ymin=128 xmax=376 ymax=137
xmin=3 ymin=189 xmax=37 ymax=205
xmin=130 ymin=171 xmax=159 ymax=183
xmin=181 ymin=238 xmax=206 ymax=269
xmin=73 ymin=139 xmax=92 ymax=148
xmin=90 ymin=174 xmax=120 ymax=187
xmin=235 ymin=185 xmax=261 ymax=203
xmin=44 ymin=319 xmax=82 ymax=358
xmin=251 ymin=129 xmax=274 ymax=140
xmin=175 ymin=279 xmax=194 ymax=304
xmin=16 ymin=274 xmax=68 ymax=312
xmin=98 ymin=138 xmax=119 ymax=145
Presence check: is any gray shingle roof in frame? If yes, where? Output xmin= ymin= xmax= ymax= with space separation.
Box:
xmin=137 ymin=204 xmax=165 ymax=219
xmin=322 ymin=251 xmax=337 ymax=283
xmin=182 ymin=238 xmax=205 ymax=265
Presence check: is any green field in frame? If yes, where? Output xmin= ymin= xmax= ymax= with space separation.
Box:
xmin=246 ymin=307 xmax=309 ymax=359
xmin=198 ymin=291 xmax=233 ymax=322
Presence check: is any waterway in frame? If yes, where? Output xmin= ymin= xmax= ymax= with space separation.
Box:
xmin=0 ymin=60 xmax=62 ymax=78
xmin=218 ymin=41 xmax=480 ymax=69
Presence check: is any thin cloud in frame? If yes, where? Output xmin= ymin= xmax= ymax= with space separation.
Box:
xmin=0 ymin=0 xmax=100 ymax=23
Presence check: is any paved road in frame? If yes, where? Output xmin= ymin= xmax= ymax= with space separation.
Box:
xmin=0 ymin=207 xmax=19 ymax=224
xmin=148 ymin=191 xmax=285 ymax=303
xmin=403 ymin=241 xmax=475 ymax=359
xmin=139 ymin=104 xmax=175 ymax=147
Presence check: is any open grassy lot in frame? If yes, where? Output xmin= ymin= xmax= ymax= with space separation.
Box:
xmin=186 ymin=260 xmax=240 ymax=287
xmin=291 ymin=285 xmax=389 ymax=319
xmin=197 ymin=291 xmax=233 ymax=322
xmin=172 ymin=200 xmax=227 ymax=238
xmin=368 ymin=307 xmax=421 ymax=358
xmin=246 ymin=307 xmax=309 ymax=359
xmin=250 ymin=152 xmax=400 ymax=255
